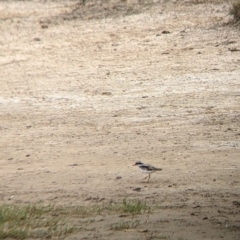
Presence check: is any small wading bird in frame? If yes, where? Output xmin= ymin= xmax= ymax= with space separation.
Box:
xmin=133 ymin=161 xmax=162 ymax=182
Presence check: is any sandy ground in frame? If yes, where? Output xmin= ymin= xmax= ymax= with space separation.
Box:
xmin=0 ymin=0 xmax=240 ymax=239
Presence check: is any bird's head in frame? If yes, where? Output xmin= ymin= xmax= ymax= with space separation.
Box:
xmin=133 ymin=161 xmax=143 ymax=166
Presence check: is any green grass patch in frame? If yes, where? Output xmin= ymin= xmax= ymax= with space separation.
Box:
xmin=0 ymin=204 xmax=76 ymax=239
xmin=108 ymin=198 xmax=151 ymax=215
xmin=0 ymin=199 xmax=151 ymax=239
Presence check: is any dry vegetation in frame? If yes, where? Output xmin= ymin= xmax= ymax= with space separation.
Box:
xmin=230 ymin=0 xmax=240 ymax=22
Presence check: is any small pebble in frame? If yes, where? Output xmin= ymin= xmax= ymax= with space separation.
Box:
xmin=85 ymin=197 xmax=92 ymax=201
xmin=133 ymin=187 xmax=141 ymax=192
xmin=101 ymin=91 xmax=112 ymax=96
xmin=41 ymin=25 xmax=48 ymax=29
xmin=162 ymin=30 xmax=170 ymax=34
xmin=70 ymin=163 xmax=78 ymax=166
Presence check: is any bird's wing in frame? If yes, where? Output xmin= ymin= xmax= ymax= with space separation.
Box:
xmin=140 ymin=164 xmax=162 ymax=171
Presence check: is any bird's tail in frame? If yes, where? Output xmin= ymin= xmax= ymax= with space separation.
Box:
xmin=156 ymin=168 xmax=162 ymax=171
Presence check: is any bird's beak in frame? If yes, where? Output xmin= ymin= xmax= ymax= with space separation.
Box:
xmin=133 ymin=163 xmax=136 ymax=166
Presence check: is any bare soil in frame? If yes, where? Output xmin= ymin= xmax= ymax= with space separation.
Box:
xmin=0 ymin=0 xmax=240 ymax=239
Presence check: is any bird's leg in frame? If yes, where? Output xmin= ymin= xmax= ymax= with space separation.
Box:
xmin=147 ymin=174 xmax=150 ymax=182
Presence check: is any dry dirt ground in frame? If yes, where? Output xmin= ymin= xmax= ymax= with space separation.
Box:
xmin=0 ymin=0 xmax=240 ymax=239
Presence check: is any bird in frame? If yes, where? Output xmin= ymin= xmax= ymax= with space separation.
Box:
xmin=133 ymin=161 xmax=162 ymax=182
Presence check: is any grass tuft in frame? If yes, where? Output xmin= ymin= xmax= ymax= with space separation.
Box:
xmin=109 ymin=199 xmax=150 ymax=215
xmin=68 ymin=205 xmax=103 ymax=218
xmin=122 ymin=198 xmax=150 ymax=214
xmin=110 ymin=220 xmax=140 ymax=231
xmin=230 ymin=0 xmax=240 ymax=22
